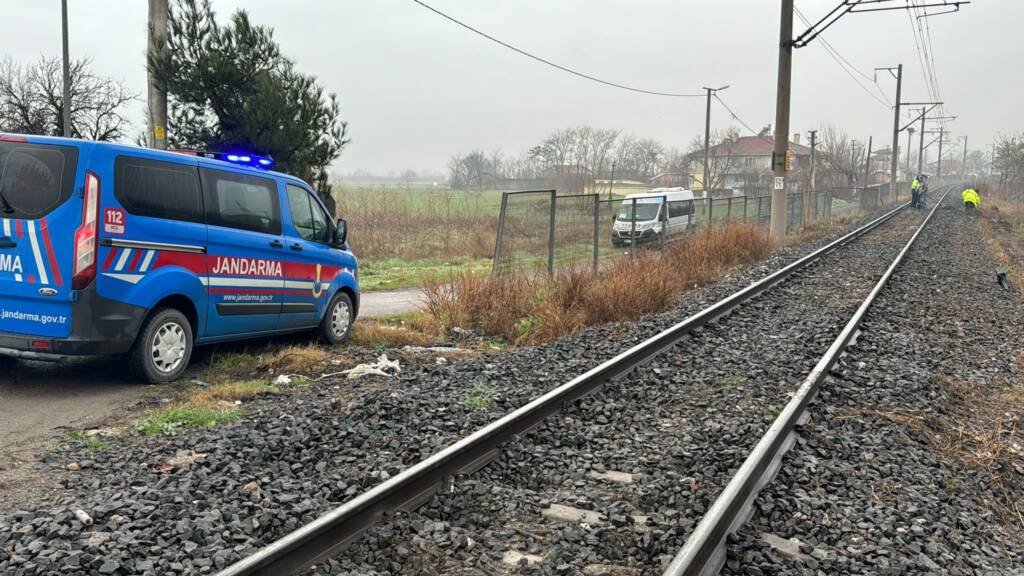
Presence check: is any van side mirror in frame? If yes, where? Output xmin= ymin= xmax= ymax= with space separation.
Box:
xmin=334 ymin=218 xmax=348 ymax=247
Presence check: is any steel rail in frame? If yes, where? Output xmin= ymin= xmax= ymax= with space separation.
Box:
xmin=663 ymin=186 xmax=953 ymax=576
xmin=216 ymin=200 xmax=912 ymax=576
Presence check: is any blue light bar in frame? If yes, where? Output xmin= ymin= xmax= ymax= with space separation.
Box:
xmin=199 ymin=151 xmax=276 ymax=170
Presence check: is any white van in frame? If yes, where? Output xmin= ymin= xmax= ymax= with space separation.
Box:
xmin=611 ymin=188 xmax=697 ymax=247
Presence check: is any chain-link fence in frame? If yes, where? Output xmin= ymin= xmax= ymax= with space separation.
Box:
xmin=492 ymin=189 xmax=850 ymax=275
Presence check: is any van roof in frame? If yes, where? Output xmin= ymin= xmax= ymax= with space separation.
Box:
xmin=2 ymin=133 xmax=304 ymax=185
xmin=623 ymin=188 xmax=693 ymax=200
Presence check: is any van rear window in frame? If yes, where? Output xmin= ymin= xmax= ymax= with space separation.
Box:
xmin=0 ymin=142 xmax=79 ymax=219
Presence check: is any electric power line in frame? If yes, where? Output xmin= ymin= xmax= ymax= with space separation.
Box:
xmin=713 ymin=94 xmax=758 ymax=136
xmin=410 ymin=0 xmax=705 ymax=98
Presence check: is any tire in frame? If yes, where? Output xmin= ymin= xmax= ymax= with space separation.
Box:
xmin=129 ymin=307 xmax=194 ymax=384
xmin=320 ymin=291 xmax=354 ymax=345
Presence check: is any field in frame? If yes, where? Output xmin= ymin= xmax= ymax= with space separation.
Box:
xmin=334 ymin=185 xmax=504 ymax=290
xmin=334 ymin=184 xmax=641 ymax=290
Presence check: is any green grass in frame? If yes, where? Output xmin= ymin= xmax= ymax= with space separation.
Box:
xmin=464 ymin=381 xmax=499 ymax=411
xmin=66 ymin=431 xmax=113 ymax=450
xmin=360 ymin=256 xmax=492 ymax=291
xmin=134 ymin=406 xmax=242 ymax=437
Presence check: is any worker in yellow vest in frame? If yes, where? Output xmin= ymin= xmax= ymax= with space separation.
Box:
xmin=911 ymin=176 xmax=922 ymax=208
xmin=962 ymin=187 xmax=981 ymax=213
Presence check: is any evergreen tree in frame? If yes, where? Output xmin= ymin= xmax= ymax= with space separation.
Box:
xmin=150 ymin=0 xmax=348 ymax=213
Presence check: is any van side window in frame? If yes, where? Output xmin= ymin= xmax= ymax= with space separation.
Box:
xmin=201 ymin=168 xmax=281 ymax=235
xmin=115 ymin=156 xmax=202 ymax=223
xmin=286 ymin=184 xmax=331 ymax=243
xmin=668 ymin=200 xmax=693 ymax=217
xmin=0 ymin=142 xmax=79 ymax=219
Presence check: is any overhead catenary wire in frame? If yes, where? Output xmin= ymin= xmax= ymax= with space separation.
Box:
xmin=794 ymin=4 xmax=892 ymax=109
xmin=409 ymin=0 xmax=705 ymax=98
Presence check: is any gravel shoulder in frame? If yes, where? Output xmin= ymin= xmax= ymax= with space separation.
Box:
xmin=723 ymin=200 xmax=1024 ymax=575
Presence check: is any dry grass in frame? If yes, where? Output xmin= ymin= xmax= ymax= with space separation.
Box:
xmin=202 ymin=343 xmax=330 ymax=383
xmin=977 ymin=191 xmax=1024 ymax=285
xmin=187 ymin=380 xmax=272 ymax=408
xmin=350 ymin=311 xmax=446 ymax=348
xmin=846 ymin=374 xmax=1024 ymax=533
xmin=424 ymin=223 xmax=773 ymax=344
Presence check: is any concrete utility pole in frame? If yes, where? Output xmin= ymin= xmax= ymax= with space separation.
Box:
xmin=61 ymin=0 xmax=72 ymax=137
xmin=936 ymin=127 xmax=944 ymax=178
xmin=770 ymin=0 xmax=794 ymax=240
xmin=808 ymin=130 xmax=818 ymax=191
xmin=700 ymin=85 xmax=724 ymax=224
xmin=148 ymin=0 xmax=169 ymax=149
xmin=917 ymin=108 xmax=927 ymax=176
xmin=888 ymin=65 xmax=903 ymax=200
xmin=961 ymin=136 xmax=968 ymax=176
xmin=608 ymin=160 xmax=615 ymax=201
xmin=906 ymin=127 xmax=914 ymax=178
xmin=864 ymin=136 xmax=873 ymax=189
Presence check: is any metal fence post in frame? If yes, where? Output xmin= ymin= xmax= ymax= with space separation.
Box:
xmin=660 ymin=194 xmax=667 ymax=252
xmin=592 ymin=194 xmax=599 ymax=273
xmin=492 ymin=191 xmax=509 ymax=274
xmin=726 ymin=197 xmax=733 ymax=221
xmin=826 ymin=190 xmax=833 ymax=221
xmin=743 ymin=195 xmax=748 ymax=221
xmin=629 ymin=198 xmax=637 ymax=259
xmin=547 ymin=190 xmax=556 ymax=275
xmin=707 ymin=192 xmax=713 ymax=229
xmin=757 ymin=195 xmax=763 ymax=225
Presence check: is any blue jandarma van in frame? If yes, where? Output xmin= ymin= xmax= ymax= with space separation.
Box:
xmin=0 ymin=134 xmax=358 ymax=383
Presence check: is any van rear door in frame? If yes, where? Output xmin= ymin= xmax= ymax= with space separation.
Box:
xmin=0 ymin=137 xmax=83 ymax=338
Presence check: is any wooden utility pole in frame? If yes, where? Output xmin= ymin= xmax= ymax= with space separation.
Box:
xmin=889 ymin=64 xmax=903 ymax=201
xmin=148 ymin=0 xmax=169 ymax=149
xmin=906 ymin=127 xmax=914 ymax=178
xmin=770 ymin=0 xmax=794 ymax=240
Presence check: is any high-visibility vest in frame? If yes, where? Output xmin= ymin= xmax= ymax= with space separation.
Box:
xmin=912 ymin=179 xmax=921 ymax=191
xmin=962 ymin=188 xmax=980 ymax=207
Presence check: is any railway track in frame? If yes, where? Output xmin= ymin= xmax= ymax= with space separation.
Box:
xmin=217 ymin=188 xmax=952 ymax=576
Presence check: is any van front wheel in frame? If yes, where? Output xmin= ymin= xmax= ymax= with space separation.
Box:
xmin=130 ymin=308 xmax=194 ymax=383
xmin=320 ymin=292 xmax=353 ymax=345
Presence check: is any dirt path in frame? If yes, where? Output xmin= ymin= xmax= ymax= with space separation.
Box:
xmin=359 ymin=287 xmax=424 ymax=317
xmin=0 ymin=358 xmax=166 ymax=510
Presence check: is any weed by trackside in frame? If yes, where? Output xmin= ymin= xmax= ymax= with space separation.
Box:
xmin=65 ymin=431 xmax=113 ymax=450
xmin=134 ymin=406 xmax=242 ymax=437
xmin=464 ymin=380 xmax=498 ymax=411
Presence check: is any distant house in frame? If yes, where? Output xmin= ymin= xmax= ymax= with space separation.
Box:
xmin=691 ymin=133 xmax=811 ymax=194
xmin=648 ymin=172 xmax=688 ymax=187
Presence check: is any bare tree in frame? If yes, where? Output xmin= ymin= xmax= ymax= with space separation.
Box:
xmin=688 ymin=127 xmax=741 ymax=192
xmin=994 ymin=132 xmax=1024 ymax=186
xmin=400 ymin=169 xmax=417 ymax=189
xmin=817 ymin=123 xmax=866 ymax=186
xmin=0 ymin=56 xmax=136 ymax=141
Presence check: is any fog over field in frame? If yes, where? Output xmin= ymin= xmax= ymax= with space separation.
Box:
xmin=5 ymin=0 xmax=1020 ymax=173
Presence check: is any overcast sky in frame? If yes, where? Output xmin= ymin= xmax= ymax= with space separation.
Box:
xmin=5 ymin=1 xmax=1020 ymax=175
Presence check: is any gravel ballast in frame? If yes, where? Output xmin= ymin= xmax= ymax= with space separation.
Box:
xmin=6 ymin=201 xmax=1014 ymax=576
xmin=721 ymin=199 xmax=1024 ymax=575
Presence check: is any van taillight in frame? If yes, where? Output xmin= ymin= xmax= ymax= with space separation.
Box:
xmin=72 ymin=172 xmax=100 ymax=290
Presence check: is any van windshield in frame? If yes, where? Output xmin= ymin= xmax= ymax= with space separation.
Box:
xmin=616 ymin=202 xmax=661 ymax=222
xmin=0 ymin=141 xmax=79 ymax=220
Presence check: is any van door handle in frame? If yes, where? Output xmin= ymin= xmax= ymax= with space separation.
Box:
xmin=290 ymin=243 xmax=303 ymax=252
xmin=0 ymin=237 xmax=15 ymax=249
xmin=269 ymin=239 xmax=284 ymax=249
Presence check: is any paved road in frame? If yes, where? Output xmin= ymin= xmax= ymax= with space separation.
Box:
xmin=359 ymin=288 xmax=425 ymax=318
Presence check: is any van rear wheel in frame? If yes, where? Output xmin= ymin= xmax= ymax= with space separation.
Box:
xmin=320 ymin=292 xmax=353 ymax=345
xmin=129 ymin=307 xmax=193 ymax=384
